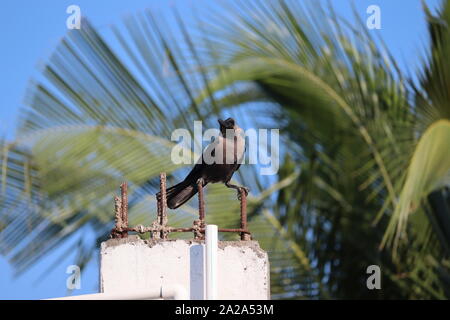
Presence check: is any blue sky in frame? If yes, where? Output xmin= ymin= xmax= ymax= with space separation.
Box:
xmin=0 ymin=0 xmax=442 ymax=299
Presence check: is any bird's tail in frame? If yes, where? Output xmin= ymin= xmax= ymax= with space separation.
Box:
xmin=157 ymin=180 xmax=206 ymax=209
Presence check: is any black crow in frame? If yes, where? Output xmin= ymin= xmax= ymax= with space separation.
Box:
xmin=157 ymin=118 xmax=248 ymax=209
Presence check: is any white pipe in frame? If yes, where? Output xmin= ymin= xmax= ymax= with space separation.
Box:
xmin=205 ymin=224 xmax=218 ymax=300
xmin=45 ymin=285 xmax=188 ymax=300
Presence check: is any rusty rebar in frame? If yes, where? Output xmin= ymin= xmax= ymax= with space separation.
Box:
xmin=159 ymin=172 xmax=168 ymax=239
xmin=110 ymin=174 xmax=252 ymax=241
xmin=111 ymin=195 xmax=123 ymax=238
xmin=124 ymin=226 xmax=251 ymax=235
xmin=198 ymin=180 xmax=205 ymax=222
xmin=196 ymin=179 xmax=205 ymax=240
xmin=240 ymin=189 xmax=250 ymax=240
xmin=193 ymin=219 xmax=203 ymax=240
xmin=156 ymin=189 xmax=161 ymax=219
xmin=120 ymin=182 xmax=128 ymax=238
xmin=114 ymin=196 xmax=122 ymax=230
xmin=150 ymin=220 xmax=161 ymax=240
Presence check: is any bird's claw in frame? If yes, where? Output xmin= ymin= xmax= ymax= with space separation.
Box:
xmin=237 ymin=187 xmax=249 ymax=200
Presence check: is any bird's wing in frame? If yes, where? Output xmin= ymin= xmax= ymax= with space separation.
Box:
xmin=183 ymin=136 xmax=220 ymax=182
xmin=183 ymin=160 xmax=204 ymax=183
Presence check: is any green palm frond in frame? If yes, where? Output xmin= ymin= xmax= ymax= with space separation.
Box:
xmin=379 ymin=1 xmax=450 ymax=257
xmin=382 ymin=120 xmax=450 ymax=251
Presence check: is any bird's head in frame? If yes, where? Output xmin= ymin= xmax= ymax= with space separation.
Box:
xmin=218 ymin=118 xmax=236 ymax=136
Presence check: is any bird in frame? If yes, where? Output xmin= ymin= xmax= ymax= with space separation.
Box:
xmin=157 ymin=117 xmax=248 ymax=209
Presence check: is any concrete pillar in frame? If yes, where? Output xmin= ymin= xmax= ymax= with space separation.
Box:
xmin=100 ymin=235 xmax=270 ymax=300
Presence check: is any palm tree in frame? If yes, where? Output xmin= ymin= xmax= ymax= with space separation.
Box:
xmin=0 ymin=0 xmax=449 ymax=299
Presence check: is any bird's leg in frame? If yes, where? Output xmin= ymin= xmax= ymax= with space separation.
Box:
xmin=196 ymin=177 xmax=205 ymax=186
xmin=225 ymin=181 xmax=249 ymax=199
